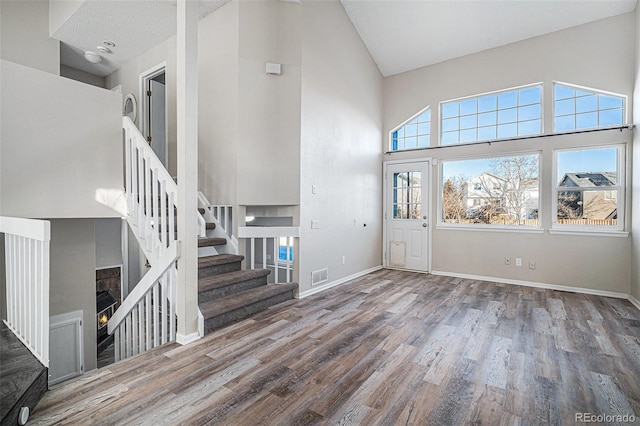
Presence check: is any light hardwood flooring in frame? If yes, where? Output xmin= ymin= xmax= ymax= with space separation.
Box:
xmin=30 ymin=270 xmax=640 ymax=425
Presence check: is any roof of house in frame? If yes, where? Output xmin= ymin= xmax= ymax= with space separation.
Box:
xmin=560 ymin=172 xmax=617 ymax=187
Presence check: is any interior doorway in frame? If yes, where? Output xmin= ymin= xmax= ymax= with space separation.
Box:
xmin=140 ymin=63 xmax=167 ymax=167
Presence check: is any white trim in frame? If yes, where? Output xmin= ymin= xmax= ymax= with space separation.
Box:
xmin=299 ymin=266 xmax=383 ymax=299
xmin=139 ymin=62 xmax=168 ymax=166
xmin=176 ymin=331 xmax=201 ymax=345
xmin=436 ymin=225 xmax=544 ymax=234
xmin=430 ymin=270 xmax=629 ymax=299
xmin=548 ymin=230 xmax=629 ymax=238
xmin=628 ymin=295 xmax=640 ymax=311
xmin=237 ymin=226 xmax=300 ymax=238
xmin=383 ymin=159 xmax=432 ymax=273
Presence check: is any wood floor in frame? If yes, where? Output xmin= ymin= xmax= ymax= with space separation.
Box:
xmin=29 ymin=270 xmax=640 ymax=425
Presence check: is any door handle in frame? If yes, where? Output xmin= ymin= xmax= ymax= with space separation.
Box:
xmin=422 ymin=223 xmax=427 ymax=227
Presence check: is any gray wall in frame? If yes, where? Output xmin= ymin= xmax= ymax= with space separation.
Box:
xmin=632 ymin=6 xmax=640 ymax=301
xmin=383 ymin=13 xmax=634 ymax=294
xmin=95 ymin=219 xmax=123 ymax=269
xmin=50 ymin=219 xmax=97 ymax=373
xmin=298 ymin=1 xmax=384 ymax=294
xmin=0 ymin=0 xmax=59 ymax=75
xmin=60 ymin=65 xmax=106 ymax=88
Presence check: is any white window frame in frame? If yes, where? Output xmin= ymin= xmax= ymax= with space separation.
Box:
xmin=437 ymin=151 xmax=543 ymax=233
xmin=551 ymin=144 xmax=626 ymax=235
xmin=552 ymin=81 xmax=627 ymax=133
xmin=389 ymin=105 xmax=431 ymax=151
xmin=439 ymin=83 xmax=544 ymax=146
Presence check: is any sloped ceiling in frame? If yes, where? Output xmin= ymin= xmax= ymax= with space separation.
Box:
xmin=54 ymin=0 xmax=637 ymax=78
xmin=340 ymin=0 xmax=637 ymax=77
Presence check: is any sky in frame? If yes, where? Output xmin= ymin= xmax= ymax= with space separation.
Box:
xmin=442 ymin=147 xmax=617 ymax=184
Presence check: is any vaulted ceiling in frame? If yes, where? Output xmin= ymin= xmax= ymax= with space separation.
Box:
xmin=54 ymin=0 xmax=637 ymax=78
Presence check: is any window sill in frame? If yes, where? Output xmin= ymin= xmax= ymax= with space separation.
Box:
xmin=436 ymin=224 xmax=544 ymax=234
xmin=548 ymin=229 xmax=629 ymax=238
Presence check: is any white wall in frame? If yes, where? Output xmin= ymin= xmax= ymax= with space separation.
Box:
xmin=632 ymin=6 xmax=640 ymax=301
xmin=384 ymin=13 xmax=634 ymax=294
xmin=236 ymin=0 xmax=301 ymax=206
xmin=0 ymin=60 xmax=122 ymax=218
xmin=0 ymin=0 xmax=60 ymax=75
xmin=49 ymin=219 xmax=97 ymax=373
xmin=198 ymin=1 xmax=239 ymax=206
xmin=299 ymin=1 xmax=383 ymax=294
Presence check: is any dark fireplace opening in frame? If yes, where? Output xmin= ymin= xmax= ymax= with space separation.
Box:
xmin=96 ymin=291 xmax=117 ymax=354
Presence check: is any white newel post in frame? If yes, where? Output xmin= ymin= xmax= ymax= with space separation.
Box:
xmin=176 ymin=0 xmax=200 ymax=344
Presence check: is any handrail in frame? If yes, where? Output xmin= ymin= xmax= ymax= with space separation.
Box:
xmin=108 ymin=242 xmax=179 ymax=334
xmin=237 ymin=226 xmax=299 ymax=283
xmin=112 ymin=117 xmax=186 ymax=360
xmin=0 ymin=216 xmax=50 ymax=367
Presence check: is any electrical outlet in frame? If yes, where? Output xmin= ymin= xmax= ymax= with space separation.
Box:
xmin=504 ymin=257 xmax=511 ymax=265
xmin=266 ymin=254 xmax=272 ymax=260
xmin=529 ymin=261 xmax=536 ymax=270
xmin=515 ymin=258 xmax=522 ymax=267
xmin=311 ymin=220 xmax=319 ymax=229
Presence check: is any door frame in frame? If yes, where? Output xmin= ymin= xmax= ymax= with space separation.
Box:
xmin=139 ymin=62 xmax=168 ymax=166
xmin=383 ymin=158 xmax=433 ymax=273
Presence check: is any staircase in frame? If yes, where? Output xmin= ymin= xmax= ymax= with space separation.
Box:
xmin=197 ymin=219 xmax=297 ymax=334
xmin=111 ymin=117 xmax=298 ymax=362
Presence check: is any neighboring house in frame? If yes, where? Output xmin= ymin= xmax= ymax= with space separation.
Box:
xmin=462 ymin=173 xmax=539 ymax=221
xmin=558 ymin=172 xmax=617 ymax=220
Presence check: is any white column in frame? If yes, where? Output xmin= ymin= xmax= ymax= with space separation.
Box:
xmin=176 ymin=0 xmax=200 ymax=344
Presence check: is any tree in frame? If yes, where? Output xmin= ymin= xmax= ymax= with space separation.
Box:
xmin=486 ymin=155 xmax=539 ymax=224
xmin=442 ymin=177 xmax=467 ymax=223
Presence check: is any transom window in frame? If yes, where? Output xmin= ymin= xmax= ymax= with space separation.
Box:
xmin=553 ymin=145 xmax=623 ymax=231
xmin=554 ymin=83 xmax=625 ymax=132
xmin=441 ymin=84 xmax=542 ymax=145
xmin=391 ymin=107 xmax=430 ymax=151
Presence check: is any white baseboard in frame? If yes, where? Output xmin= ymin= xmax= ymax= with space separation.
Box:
xmin=430 ymin=270 xmax=630 ymax=300
xmin=628 ymin=294 xmax=640 ymax=311
xmin=176 ymin=331 xmax=201 ymax=345
xmin=299 ymin=265 xmax=383 ymax=299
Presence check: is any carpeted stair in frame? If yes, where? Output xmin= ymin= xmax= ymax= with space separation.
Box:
xmin=197 ymin=231 xmax=297 ymax=334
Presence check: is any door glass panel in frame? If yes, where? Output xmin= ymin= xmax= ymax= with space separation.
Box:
xmin=393 ymin=171 xmax=422 ymax=220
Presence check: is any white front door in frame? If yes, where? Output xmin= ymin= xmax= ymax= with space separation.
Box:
xmin=385 ymin=161 xmax=430 ymax=272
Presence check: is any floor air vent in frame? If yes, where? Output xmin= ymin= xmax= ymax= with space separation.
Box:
xmin=311 ymin=268 xmax=328 ymax=286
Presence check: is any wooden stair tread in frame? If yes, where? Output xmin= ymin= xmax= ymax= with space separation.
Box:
xmin=198 ymin=254 xmax=244 ymax=269
xmin=200 ymin=283 xmax=298 ymax=319
xmin=199 ymin=269 xmax=269 ymax=292
xmin=198 ymin=237 xmax=227 ymax=247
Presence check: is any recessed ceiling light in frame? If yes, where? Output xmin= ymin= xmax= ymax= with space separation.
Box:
xmin=103 ymin=40 xmax=116 ymax=48
xmin=96 ymin=46 xmax=111 ymax=53
xmin=84 ymin=51 xmax=102 ymax=63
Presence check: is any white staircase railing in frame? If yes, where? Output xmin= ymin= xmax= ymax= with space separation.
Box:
xmin=197 ymin=192 xmax=238 ymax=254
xmin=111 ymin=117 xmax=184 ymax=360
xmin=108 ymin=243 xmax=179 ymax=361
xmin=237 ymin=226 xmax=299 ymax=283
xmin=0 ymin=216 xmax=50 ymax=367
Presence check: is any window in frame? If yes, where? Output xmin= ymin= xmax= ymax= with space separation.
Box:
xmin=553 ymin=145 xmax=623 ymax=231
xmin=441 ymin=84 xmax=542 ymax=145
xmin=393 ymin=171 xmax=422 ymax=219
xmin=441 ymin=154 xmax=540 ymax=227
xmin=391 ymin=107 xmax=431 ymax=151
xmin=278 ymin=237 xmax=293 ymax=262
xmin=554 ymin=83 xmax=625 ymax=132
